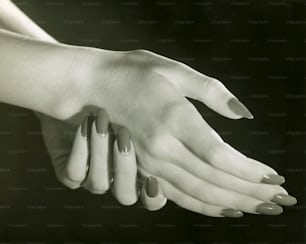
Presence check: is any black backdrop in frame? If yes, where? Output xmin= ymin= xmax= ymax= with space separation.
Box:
xmin=0 ymin=0 xmax=305 ymax=243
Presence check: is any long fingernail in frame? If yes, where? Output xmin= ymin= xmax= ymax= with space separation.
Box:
xmin=81 ymin=116 xmax=89 ymax=138
xmin=256 ymin=203 xmax=283 ymax=215
xmin=117 ymin=127 xmax=131 ymax=154
xmin=96 ymin=109 xmax=109 ymax=136
xmin=261 ymin=174 xmax=285 ymax=185
xmin=227 ymin=98 xmax=254 ymax=119
xmin=221 ymin=209 xmax=244 ymax=218
xmin=146 ymin=176 xmax=158 ymax=198
xmin=272 ymin=193 xmax=297 ymax=206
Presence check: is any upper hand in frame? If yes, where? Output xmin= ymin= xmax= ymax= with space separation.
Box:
xmin=58 ymin=48 xmax=297 ymax=216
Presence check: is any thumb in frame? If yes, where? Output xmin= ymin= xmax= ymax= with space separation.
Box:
xmin=160 ymin=61 xmax=254 ymax=119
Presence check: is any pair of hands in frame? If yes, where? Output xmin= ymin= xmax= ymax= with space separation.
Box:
xmin=0 ymin=1 xmax=296 ymax=218
xmin=38 ymin=48 xmax=297 ymax=217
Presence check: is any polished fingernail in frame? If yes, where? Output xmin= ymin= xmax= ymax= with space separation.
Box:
xmin=81 ymin=116 xmax=89 ymax=138
xmin=117 ymin=127 xmax=131 ymax=154
xmin=146 ymin=176 xmax=158 ymax=198
xmin=261 ymin=174 xmax=285 ymax=185
xmin=272 ymin=193 xmax=297 ymax=206
xmin=227 ymin=97 xmax=254 ymax=119
xmin=221 ymin=209 xmax=244 ymax=218
xmin=96 ymin=109 xmax=109 ymax=135
xmin=256 ymin=203 xmax=283 ymax=215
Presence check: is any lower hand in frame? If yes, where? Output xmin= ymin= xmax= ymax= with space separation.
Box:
xmin=38 ymin=108 xmax=167 ymax=210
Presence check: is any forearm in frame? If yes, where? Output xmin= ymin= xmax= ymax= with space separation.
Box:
xmin=0 ymin=0 xmax=56 ymax=42
xmin=0 ymin=0 xmax=85 ymax=120
xmin=0 ymin=28 xmax=83 ymax=119
xmin=0 ymin=1 xmax=112 ymax=121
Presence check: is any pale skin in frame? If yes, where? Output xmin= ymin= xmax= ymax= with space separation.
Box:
xmin=0 ymin=0 xmax=297 ymax=217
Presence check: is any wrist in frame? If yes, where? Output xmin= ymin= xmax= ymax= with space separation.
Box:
xmin=50 ymin=45 xmax=92 ymax=120
xmin=53 ymin=46 xmax=113 ymax=121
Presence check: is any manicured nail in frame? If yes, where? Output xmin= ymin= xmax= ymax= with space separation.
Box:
xmin=221 ymin=209 xmax=244 ymax=218
xmin=117 ymin=127 xmax=131 ymax=154
xmin=261 ymin=174 xmax=285 ymax=185
xmin=256 ymin=203 xmax=283 ymax=215
xmin=227 ymin=97 xmax=254 ymax=119
xmin=272 ymin=193 xmax=297 ymax=206
xmin=146 ymin=176 xmax=158 ymax=198
xmin=96 ymin=109 xmax=109 ymax=135
xmin=81 ymin=116 xmax=89 ymax=138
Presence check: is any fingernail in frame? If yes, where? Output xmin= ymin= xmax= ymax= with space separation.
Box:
xmin=272 ymin=193 xmax=297 ymax=206
xmin=146 ymin=176 xmax=158 ymax=198
xmin=81 ymin=116 xmax=89 ymax=138
xmin=261 ymin=174 xmax=285 ymax=185
xmin=227 ymin=97 xmax=254 ymax=119
xmin=256 ymin=203 xmax=283 ymax=215
xmin=96 ymin=109 xmax=109 ymax=135
xmin=221 ymin=209 xmax=244 ymax=218
xmin=117 ymin=127 xmax=131 ymax=154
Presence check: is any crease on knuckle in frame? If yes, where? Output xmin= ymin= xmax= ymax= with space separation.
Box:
xmin=64 ymin=165 xmax=86 ymax=184
xmin=144 ymin=130 xmax=170 ymax=157
xmin=190 ymin=181 xmax=203 ymax=199
xmin=207 ymin=141 xmax=226 ymax=164
xmin=85 ymin=181 xmax=109 ymax=194
xmin=202 ymin=78 xmax=220 ymax=93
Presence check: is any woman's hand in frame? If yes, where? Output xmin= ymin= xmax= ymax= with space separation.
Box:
xmin=39 ymin=108 xmax=168 ymax=209
xmin=60 ymin=48 xmax=296 ymax=216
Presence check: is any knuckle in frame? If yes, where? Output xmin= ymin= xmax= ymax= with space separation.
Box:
xmin=144 ymin=131 xmax=171 ymax=156
xmin=161 ymin=101 xmax=190 ymax=126
xmin=230 ymin=195 xmax=249 ymax=210
xmin=172 ymin=60 xmax=187 ymax=71
xmin=64 ymin=166 xmax=86 ymax=183
xmin=147 ymin=75 xmax=169 ymax=92
xmin=203 ymin=77 xmax=219 ymax=90
xmin=56 ymin=173 xmax=80 ymax=190
xmin=202 ymin=78 xmax=228 ymax=97
xmin=249 ymin=185 xmax=263 ymax=198
xmin=207 ymin=141 xmax=227 ymax=163
xmin=65 ymin=183 xmax=80 ymax=190
xmin=190 ymin=181 xmax=203 ymax=198
xmin=124 ymin=49 xmax=156 ymax=66
xmin=85 ymin=181 xmax=109 ymax=194
xmin=134 ymin=49 xmax=153 ymax=56
xmin=176 ymin=194 xmax=187 ymax=207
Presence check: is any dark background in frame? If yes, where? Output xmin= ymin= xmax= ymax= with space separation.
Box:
xmin=0 ymin=0 xmax=305 ymax=243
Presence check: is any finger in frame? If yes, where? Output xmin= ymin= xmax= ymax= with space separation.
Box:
xmin=173 ymin=108 xmax=285 ymax=185
xmin=112 ymin=127 xmax=138 ymax=206
xmin=164 ymin=139 xmax=296 ymax=206
xmin=141 ymin=176 xmax=167 ymax=211
xmin=138 ymin=167 xmax=243 ymax=217
xmin=57 ymin=116 xmax=91 ymax=189
xmin=82 ymin=109 xmax=112 ymax=194
xmin=157 ymin=162 xmax=283 ymax=215
xmin=208 ymin=141 xmax=286 ymax=185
